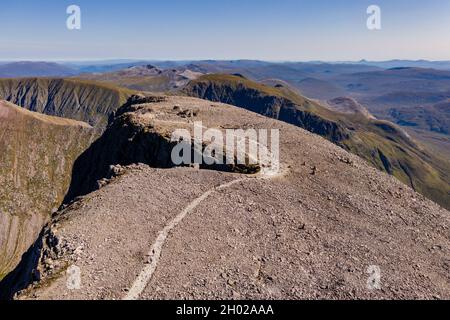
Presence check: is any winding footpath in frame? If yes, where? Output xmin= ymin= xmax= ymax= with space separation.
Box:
xmin=123 ymin=134 xmax=283 ymax=300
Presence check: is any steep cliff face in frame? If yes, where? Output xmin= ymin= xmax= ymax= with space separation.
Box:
xmin=184 ymin=75 xmax=450 ymax=210
xmin=63 ymin=96 xmax=177 ymax=202
xmin=0 ymin=78 xmax=134 ymax=128
xmin=185 ymin=75 xmax=350 ymax=143
xmin=63 ymin=94 xmax=253 ymax=203
xmin=0 ymin=101 xmax=95 ymax=280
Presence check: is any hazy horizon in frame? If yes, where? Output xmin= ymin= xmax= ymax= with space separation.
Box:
xmin=1 ymin=58 xmax=450 ymax=64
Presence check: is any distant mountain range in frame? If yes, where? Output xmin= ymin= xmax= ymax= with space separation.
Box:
xmin=354 ymin=59 xmax=450 ymax=70
xmin=1 ymin=59 xmax=450 ymax=78
xmin=1 ymin=59 xmax=449 ymax=191
xmin=0 ymin=62 xmax=77 ymax=78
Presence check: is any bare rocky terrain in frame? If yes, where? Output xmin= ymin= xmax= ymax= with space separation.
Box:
xmin=11 ymin=95 xmax=449 ymax=300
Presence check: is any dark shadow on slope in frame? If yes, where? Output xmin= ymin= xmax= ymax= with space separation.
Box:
xmin=0 ymin=230 xmax=44 ymax=300
xmin=63 ymin=113 xmax=179 ymax=204
xmin=185 ymin=81 xmax=351 ymax=143
xmin=63 ymin=95 xmax=259 ymax=204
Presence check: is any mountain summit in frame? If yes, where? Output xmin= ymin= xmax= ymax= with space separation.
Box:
xmin=6 ymin=94 xmax=448 ymax=300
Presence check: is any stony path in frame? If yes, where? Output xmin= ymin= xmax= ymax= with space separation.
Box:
xmin=124 ymin=128 xmax=284 ymax=300
xmin=123 ymin=177 xmax=251 ymax=300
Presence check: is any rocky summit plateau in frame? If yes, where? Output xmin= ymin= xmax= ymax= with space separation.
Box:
xmin=0 ymin=91 xmax=448 ymax=300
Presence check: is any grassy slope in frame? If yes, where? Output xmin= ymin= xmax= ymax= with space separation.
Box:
xmin=185 ymin=74 xmax=450 ymax=210
xmin=0 ymin=79 xmax=135 ymax=279
xmin=0 ymin=78 xmax=135 ymax=127
xmin=0 ymin=101 xmax=95 ymax=279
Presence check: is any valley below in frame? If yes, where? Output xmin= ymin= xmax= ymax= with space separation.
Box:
xmin=0 ymin=100 xmax=95 ymax=284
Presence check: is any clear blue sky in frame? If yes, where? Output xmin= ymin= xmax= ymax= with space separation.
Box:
xmin=1 ymin=0 xmax=449 ymax=61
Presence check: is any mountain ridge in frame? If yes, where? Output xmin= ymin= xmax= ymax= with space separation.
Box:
xmin=0 ymin=78 xmax=134 ymax=127
xmin=184 ymin=74 xmax=450 ymax=210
